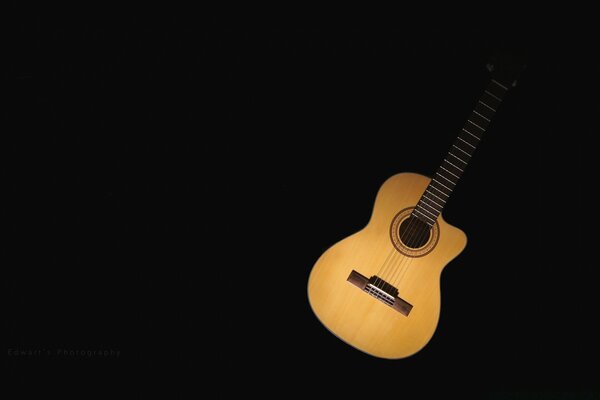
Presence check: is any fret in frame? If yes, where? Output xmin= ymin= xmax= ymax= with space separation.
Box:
xmin=473 ymin=110 xmax=490 ymax=121
xmin=481 ymin=93 xmax=501 ymax=109
xmin=417 ymin=205 xmax=438 ymax=218
xmin=429 ymin=184 xmax=449 ymax=197
xmin=484 ymin=90 xmax=501 ymax=101
xmin=468 ymin=113 xmax=490 ymax=129
xmin=462 ymin=127 xmax=481 ymax=141
xmin=440 ymin=166 xmax=459 ymax=179
xmin=467 ymin=119 xmax=485 ymax=131
xmin=457 ymin=137 xmax=475 ymax=149
xmin=455 ymin=132 xmax=483 ymax=146
xmin=452 ymin=144 xmax=472 ymax=157
xmin=438 ymin=168 xmax=459 ymax=181
xmin=444 ymin=159 xmax=464 ymax=171
xmin=420 ymin=193 xmax=442 ymax=207
xmin=419 ymin=199 xmax=442 ymax=213
xmin=478 ymin=100 xmax=496 ymax=112
xmin=436 ymin=171 xmax=457 ymax=185
xmin=485 ymin=89 xmax=504 ymax=101
xmin=491 ymin=79 xmax=508 ymax=91
xmin=449 ymin=152 xmax=468 ymax=165
xmin=432 ymin=178 xmax=453 ymax=192
xmin=413 ymin=209 xmax=435 ymax=225
xmin=425 ymin=189 xmax=447 ymax=203
xmin=422 ymin=193 xmax=444 ymax=209
xmin=474 ymin=103 xmax=495 ymax=118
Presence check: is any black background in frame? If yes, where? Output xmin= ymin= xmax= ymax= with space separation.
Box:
xmin=8 ymin=14 xmax=599 ymax=397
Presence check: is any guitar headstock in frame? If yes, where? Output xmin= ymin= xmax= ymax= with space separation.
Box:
xmin=486 ymin=52 xmax=527 ymax=88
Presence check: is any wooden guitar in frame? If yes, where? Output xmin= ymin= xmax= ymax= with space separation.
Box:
xmin=307 ymin=58 xmax=523 ymax=359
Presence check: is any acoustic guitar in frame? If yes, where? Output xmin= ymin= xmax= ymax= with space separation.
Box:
xmin=307 ymin=57 xmax=523 ymax=359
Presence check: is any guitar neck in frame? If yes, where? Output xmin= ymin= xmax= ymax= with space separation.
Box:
xmin=412 ymin=78 xmax=511 ymax=226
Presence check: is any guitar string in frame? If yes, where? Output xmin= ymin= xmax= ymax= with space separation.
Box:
xmin=374 ymin=233 xmax=396 ymax=286
xmin=381 ymin=211 xmax=412 ymax=282
xmin=378 ymin=205 xmax=422 ymax=283
xmin=389 ymin=209 xmax=431 ymax=287
xmin=392 ymin=189 xmax=444 ymax=286
xmin=388 ymin=160 xmax=447 ymax=284
xmin=376 ymin=206 xmax=419 ymax=284
xmin=391 ymin=81 xmax=507 ymax=287
xmin=374 ymin=189 xmax=408 ymax=286
xmin=372 ymin=80 xmax=508 ymax=306
xmin=376 ymin=224 xmax=402 ymax=285
xmin=392 ymin=134 xmax=468 ymax=284
xmin=378 ymin=199 xmax=433 ymax=287
xmin=393 ymin=206 xmax=434 ymax=287
xmin=378 ymin=240 xmax=407 ymax=286
xmin=378 ymin=249 xmax=399 ymax=283
xmin=386 ymin=192 xmax=436 ymax=286
xmin=391 ymin=170 xmax=458 ymax=286
xmin=386 ymin=214 xmax=417 ymax=283
xmin=386 ymin=206 xmax=426 ymax=285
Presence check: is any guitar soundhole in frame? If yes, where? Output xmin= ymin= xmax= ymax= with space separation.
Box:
xmin=390 ymin=207 xmax=439 ymax=257
xmin=399 ymin=216 xmax=431 ymax=249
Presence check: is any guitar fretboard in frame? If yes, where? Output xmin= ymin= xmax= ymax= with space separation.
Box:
xmin=412 ymin=79 xmax=510 ymax=226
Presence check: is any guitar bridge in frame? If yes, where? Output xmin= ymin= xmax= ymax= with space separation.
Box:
xmin=347 ymin=270 xmax=413 ymax=316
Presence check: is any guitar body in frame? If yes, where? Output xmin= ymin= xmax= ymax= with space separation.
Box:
xmin=307 ymin=173 xmax=467 ymax=359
